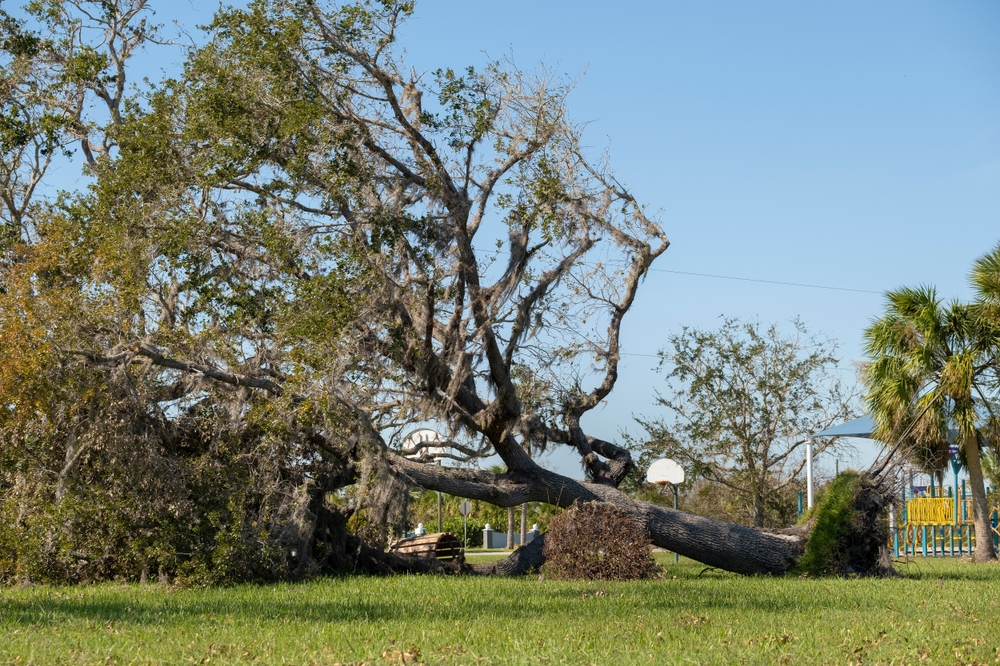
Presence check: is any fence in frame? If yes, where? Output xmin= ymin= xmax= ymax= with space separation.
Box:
xmin=890 ymin=491 xmax=999 ymax=558
xmin=482 ymin=525 xmax=540 ymax=549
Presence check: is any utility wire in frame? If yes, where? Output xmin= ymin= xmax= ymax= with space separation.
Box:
xmin=487 ymin=250 xmax=886 ymax=359
xmin=616 ymin=272 xmax=882 ymax=360
xmin=489 ymin=248 xmax=884 ymax=295
xmin=650 ymin=268 xmax=883 ymax=295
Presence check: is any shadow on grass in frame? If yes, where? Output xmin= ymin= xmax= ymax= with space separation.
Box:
xmin=891 ymin=558 xmax=1000 ymax=581
xmin=4 ymin=559 xmax=998 ymax=629
xmin=0 ymin=595 xmax=422 ymax=628
xmin=0 ymin=584 xmax=855 ymax=628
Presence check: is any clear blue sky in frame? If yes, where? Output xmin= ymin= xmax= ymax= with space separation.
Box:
xmin=152 ymin=1 xmax=1000 ymax=477
xmin=394 ymin=1 xmax=1000 ymax=476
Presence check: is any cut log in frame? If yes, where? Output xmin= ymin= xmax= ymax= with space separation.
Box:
xmin=388 ymin=532 xmax=464 ymax=562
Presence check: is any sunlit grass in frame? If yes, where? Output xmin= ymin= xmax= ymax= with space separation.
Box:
xmin=1 ymin=555 xmax=998 ymax=664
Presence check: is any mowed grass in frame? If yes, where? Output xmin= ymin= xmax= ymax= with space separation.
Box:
xmin=1 ymin=555 xmax=999 ymax=665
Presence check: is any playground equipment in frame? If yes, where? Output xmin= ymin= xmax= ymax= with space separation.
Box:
xmin=891 ymin=482 xmax=999 ymax=558
xmin=807 ymin=416 xmax=1000 ymax=558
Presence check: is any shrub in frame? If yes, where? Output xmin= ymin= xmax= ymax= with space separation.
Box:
xmin=440 ymin=517 xmax=485 ymax=548
xmin=542 ymin=501 xmax=658 ymax=580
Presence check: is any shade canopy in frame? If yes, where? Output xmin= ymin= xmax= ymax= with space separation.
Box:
xmin=811 ymin=414 xmax=963 ymax=443
xmin=811 ymin=415 xmax=876 ymax=438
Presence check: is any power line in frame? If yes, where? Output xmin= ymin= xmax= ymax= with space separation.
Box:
xmin=650 ymin=268 xmax=883 ymax=295
xmin=489 ymin=247 xmax=883 ymax=295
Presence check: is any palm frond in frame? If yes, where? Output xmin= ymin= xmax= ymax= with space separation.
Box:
xmin=970 ymin=242 xmax=1000 ymax=303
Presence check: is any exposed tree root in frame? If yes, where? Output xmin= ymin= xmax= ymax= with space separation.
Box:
xmin=351 ymin=542 xmax=467 ymax=576
xmin=471 ymin=536 xmax=546 ymax=576
xmin=795 ymin=472 xmax=894 ymax=577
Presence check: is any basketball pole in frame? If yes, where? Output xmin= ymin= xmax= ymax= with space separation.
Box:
xmin=673 ymin=484 xmax=679 ymax=564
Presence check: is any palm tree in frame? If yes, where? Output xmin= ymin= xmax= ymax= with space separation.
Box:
xmin=970 ymin=243 xmax=1000 ymax=393
xmin=864 ymin=286 xmax=996 ymax=562
xmin=971 ymin=241 xmax=1000 ymax=495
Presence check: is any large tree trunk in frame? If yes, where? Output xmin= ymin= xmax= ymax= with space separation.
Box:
xmin=962 ymin=433 xmax=997 ymax=562
xmin=623 ymin=487 xmax=808 ymax=574
xmin=394 ymin=457 xmax=810 ymax=575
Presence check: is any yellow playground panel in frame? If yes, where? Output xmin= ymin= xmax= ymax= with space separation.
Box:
xmin=905 ymin=497 xmax=963 ymax=525
xmin=895 ymin=497 xmax=997 ymax=557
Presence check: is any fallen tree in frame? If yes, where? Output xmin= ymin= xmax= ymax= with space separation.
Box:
xmin=0 ymin=0 xmax=892 ymax=581
xmin=386 ymin=454 xmax=893 ymax=577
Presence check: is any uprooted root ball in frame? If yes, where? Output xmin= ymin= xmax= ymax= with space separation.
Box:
xmin=542 ymin=501 xmax=659 ymax=581
xmin=796 ymin=471 xmax=894 ymax=577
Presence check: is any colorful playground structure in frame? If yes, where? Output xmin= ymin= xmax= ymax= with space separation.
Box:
xmin=807 ymin=415 xmax=1000 ymax=558
xmin=890 ymin=481 xmax=1000 ymax=558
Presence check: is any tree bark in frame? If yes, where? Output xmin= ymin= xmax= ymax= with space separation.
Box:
xmin=392 ymin=456 xmax=808 ymax=575
xmin=473 ymin=535 xmax=546 ymax=575
xmin=752 ymin=495 xmax=765 ymax=528
xmin=400 ymin=486 xmax=408 ymax=538
xmin=520 ymin=503 xmax=528 ymax=545
xmin=962 ymin=432 xmax=997 ymax=562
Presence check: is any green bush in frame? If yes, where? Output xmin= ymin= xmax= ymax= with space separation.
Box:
xmin=440 ymin=517 xmax=485 ymax=548
xmin=0 ymin=445 xmax=320 ymax=586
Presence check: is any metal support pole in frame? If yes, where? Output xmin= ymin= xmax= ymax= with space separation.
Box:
xmin=902 ymin=479 xmax=906 ymax=520
xmin=953 ymin=468 xmax=959 ymax=526
xmin=890 ymin=504 xmax=898 ymax=557
xmin=797 ymin=491 xmax=803 ymax=517
xmin=990 ymin=509 xmax=1000 ymax=550
xmin=901 ymin=470 xmax=907 ymax=556
xmin=673 ymin=486 xmax=679 ymax=564
xmin=805 ymin=439 xmax=814 ymax=509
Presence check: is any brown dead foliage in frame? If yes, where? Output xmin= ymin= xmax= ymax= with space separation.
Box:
xmin=542 ymin=501 xmax=658 ymax=580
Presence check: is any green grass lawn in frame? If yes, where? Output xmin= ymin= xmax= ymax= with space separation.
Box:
xmin=2 ymin=555 xmax=998 ymax=665
xmin=463 ymin=550 xmax=511 ymax=564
